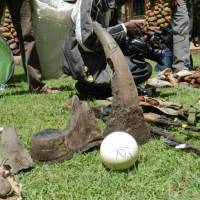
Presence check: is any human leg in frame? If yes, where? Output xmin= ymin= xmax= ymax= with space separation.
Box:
xmin=172 ymin=0 xmax=191 ymax=73
xmin=6 ymin=0 xmax=58 ymax=93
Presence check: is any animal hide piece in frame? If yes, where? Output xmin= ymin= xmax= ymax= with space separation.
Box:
xmin=31 ymin=95 xmax=103 ymax=162
xmin=0 ymin=126 xmax=34 ymax=174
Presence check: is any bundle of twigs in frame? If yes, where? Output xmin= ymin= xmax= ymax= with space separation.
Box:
xmin=144 ymin=0 xmax=172 ymax=31
xmin=0 ymin=9 xmax=20 ymax=56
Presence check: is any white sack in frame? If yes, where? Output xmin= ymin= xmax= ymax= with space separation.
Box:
xmin=32 ymin=0 xmax=74 ymax=79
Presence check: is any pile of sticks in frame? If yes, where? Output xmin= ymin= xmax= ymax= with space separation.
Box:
xmin=161 ymin=68 xmax=200 ymax=88
xmin=0 ymin=9 xmax=20 ymax=56
xmin=178 ymin=71 xmax=200 ymax=87
xmin=144 ymin=0 xmax=172 ymax=31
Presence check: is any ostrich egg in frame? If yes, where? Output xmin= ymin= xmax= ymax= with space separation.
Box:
xmin=100 ymin=131 xmax=138 ymax=170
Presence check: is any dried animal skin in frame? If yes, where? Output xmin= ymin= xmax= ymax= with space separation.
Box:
xmin=0 ymin=165 xmax=22 ymax=200
xmin=0 ymin=176 xmax=12 ymax=198
xmin=0 ymin=126 xmax=34 ymax=174
xmin=31 ymin=95 xmax=103 ymax=162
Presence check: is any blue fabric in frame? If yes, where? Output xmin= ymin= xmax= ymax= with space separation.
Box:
xmin=155 ymin=48 xmax=173 ymax=72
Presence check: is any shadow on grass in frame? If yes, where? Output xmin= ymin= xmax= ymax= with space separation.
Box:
xmin=0 ymin=84 xmax=76 ymax=99
xmin=10 ymin=73 xmax=27 ymax=83
xmin=57 ymin=85 xmax=75 ymax=92
xmin=155 ymin=91 xmax=177 ymax=98
xmin=103 ymin=160 xmax=140 ymax=173
xmin=0 ymin=90 xmax=30 ymax=98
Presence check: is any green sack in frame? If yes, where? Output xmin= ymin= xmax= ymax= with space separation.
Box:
xmin=0 ymin=36 xmax=14 ymax=84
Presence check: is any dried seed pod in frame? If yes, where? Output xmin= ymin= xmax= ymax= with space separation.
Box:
xmin=149 ymin=12 xmax=155 ymax=17
xmin=10 ymin=43 xmax=18 ymax=50
xmin=5 ymin=13 xmax=10 ymax=18
xmin=148 ymin=16 xmax=157 ymax=22
xmin=158 ymin=3 xmax=164 ymax=9
xmin=148 ymin=26 xmax=160 ymax=31
xmin=161 ymin=11 xmax=168 ymax=16
xmin=157 ymin=14 xmax=162 ymax=19
xmin=14 ymin=38 xmax=19 ymax=43
xmin=157 ymin=18 xmax=166 ymax=24
xmin=148 ymin=21 xmax=158 ymax=26
xmin=4 ymin=18 xmax=12 ymax=23
xmin=154 ymin=10 xmax=160 ymax=15
xmin=164 ymin=22 xmax=169 ymax=27
xmin=165 ymin=15 xmax=172 ymax=22
xmin=12 ymin=31 xmax=17 ymax=37
xmin=159 ymin=23 xmax=165 ymax=28
xmin=2 ymin=32 xmax=12 ymax=39
xmin=145 ymin=0 xmax=172 ymax=32
xmin=7 ymin=38 xmax=15 ymax=45
xmin=10 ymin=28 xmax=16 ymax=34
xmin=0 ymin=8 xmax=20 ymax=56
xmin=5 ymin=9 xmax=10 ymax=14
xmin=164 ymin=7 xmax=171 ymax=12
xmin=146 ymin=10 xmax=151 ymax=15
xmin=164 ymin=2 xmax=169 ymax=7
xmin=3 ymin=22 xmax=9 ymax=27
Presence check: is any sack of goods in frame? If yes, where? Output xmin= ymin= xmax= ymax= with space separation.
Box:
xmin=0 ymin=36 xmax=14 ymax=84
xmin=32 ymin=0 xmax=75 ymax=79
xmin=144 ymin=0 xmax=172 ymax=31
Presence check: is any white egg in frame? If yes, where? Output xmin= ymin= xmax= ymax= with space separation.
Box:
xmin=100 ymin=131 xmax=138 ymax=170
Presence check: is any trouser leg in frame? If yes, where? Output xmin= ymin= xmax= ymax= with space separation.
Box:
xmin=172 ymin=0 xmax=191 ymax=72
xmin=188 ymin=0 xmax=193 ymax=68
xmin=126 ymin=56 xmax=152 ymax=84
xmin=25 ymin=41 xmax=45 ymax=91
xmin=20 ymin=0 xmax=45 ymax=91
xmin=6 ymin=0 xmax=44 ymax=91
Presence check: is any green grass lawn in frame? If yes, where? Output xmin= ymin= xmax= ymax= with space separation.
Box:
xmin=1 ymin=54 xmax=200 ymax=200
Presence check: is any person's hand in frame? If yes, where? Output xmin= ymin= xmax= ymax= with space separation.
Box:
xmin=124 ymin=20 xmax=142 ymax=36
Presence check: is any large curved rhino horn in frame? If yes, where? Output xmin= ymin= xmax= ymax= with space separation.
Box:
xmin=92 ymin=22 xmax=139 ymax=107
xmin=92 ymin=22 xmax=150 ymax=144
